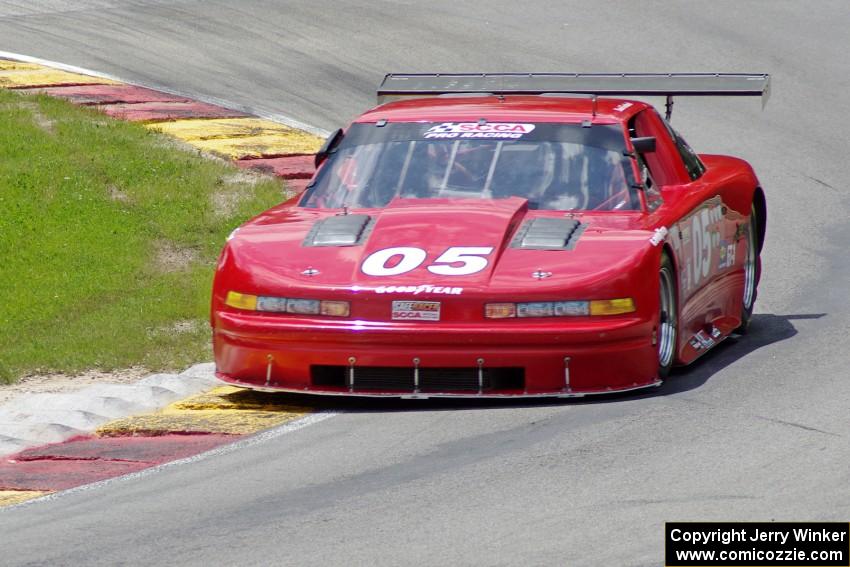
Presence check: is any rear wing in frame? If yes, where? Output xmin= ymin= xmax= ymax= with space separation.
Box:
xmin=377 ymin=73 xmax=771 ymax=119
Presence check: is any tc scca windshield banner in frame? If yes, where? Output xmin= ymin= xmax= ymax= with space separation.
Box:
xmin=338 ymin=122 xmax=627 ymax=152
xmin=423 ymin=122 xmax=535 ymax=139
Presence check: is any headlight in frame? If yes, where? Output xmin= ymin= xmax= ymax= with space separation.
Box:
xmin=484 ymin=298 xmax=634 ymax=318
xmin=226 ymin=291 xmax=350 ymax=317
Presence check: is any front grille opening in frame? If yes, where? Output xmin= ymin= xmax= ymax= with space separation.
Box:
xmin=310 ymin=365 xmax=525 ymax=393
xmin=350 ymin=367 xmax=415 ymax=391
xmin=311 ymin=365 xmax=349 ymax=388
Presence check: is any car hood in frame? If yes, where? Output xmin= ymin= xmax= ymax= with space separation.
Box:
xmin=222 ymin=197 xmax=658 ymax=298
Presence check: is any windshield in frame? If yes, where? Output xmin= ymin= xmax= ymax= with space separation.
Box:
xmin=302 ymin=122 xmax=638 ymax=211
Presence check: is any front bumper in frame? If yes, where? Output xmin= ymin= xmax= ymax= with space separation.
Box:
xmin=213 ymin=311 xmax=661 ymax=397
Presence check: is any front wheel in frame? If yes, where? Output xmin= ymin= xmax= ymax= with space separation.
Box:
xmin=657 ymin=254 xmax=677 ymax=379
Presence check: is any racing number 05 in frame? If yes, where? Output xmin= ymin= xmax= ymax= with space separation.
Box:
xmin=361 ymin=246 xmax=495 ymax=277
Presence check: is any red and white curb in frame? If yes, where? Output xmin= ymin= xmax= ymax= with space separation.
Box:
xmin=0 ymin=364 xmax=218 ymax=457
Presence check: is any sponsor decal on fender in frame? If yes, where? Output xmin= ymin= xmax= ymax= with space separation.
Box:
xmin=689 ymin=330 xmax=716 ymax=350
xmin=649 ymin=226 xmax=668 ymax=246
xmin=376 ymin=284 xmax=463 ymax=295
xmin=423 ymin=122 xmax=536 ymax=140
xmin=717 ymin=239 xmax=737 ymax=270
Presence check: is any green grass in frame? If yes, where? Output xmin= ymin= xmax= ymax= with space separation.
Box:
xmin=0 ymin=90 xmax=288 ymax=383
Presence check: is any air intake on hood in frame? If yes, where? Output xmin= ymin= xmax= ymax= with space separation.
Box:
xmin=510 ymin=218 xmax=585 ymax=250
xmin=303 ymin=214 xmax=373 ymax=247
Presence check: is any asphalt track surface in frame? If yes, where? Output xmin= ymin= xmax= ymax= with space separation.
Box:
xmin=2 ymin=2 xmax=849 ymax=565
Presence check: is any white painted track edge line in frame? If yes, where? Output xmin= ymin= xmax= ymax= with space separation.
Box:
xmin=0 ymin=411 xmax=339 ymax=512
xmin=0 ymin=50 xmax=330 ymax=137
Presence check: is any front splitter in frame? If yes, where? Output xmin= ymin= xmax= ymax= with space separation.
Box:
xmin=215 ymin=374 xmax=663 ymax=399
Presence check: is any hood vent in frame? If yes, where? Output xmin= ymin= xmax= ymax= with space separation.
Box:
xmin=510 ymin=218 xmax=585 ymax=250
xmin=303 ymin=214 xmax=373 ymax=247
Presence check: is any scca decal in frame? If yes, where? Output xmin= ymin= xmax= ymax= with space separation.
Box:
xmin=424 ymin=122 xmax=535 ymax=140
xmin=361 ymin=246 xmax=494 ymax=277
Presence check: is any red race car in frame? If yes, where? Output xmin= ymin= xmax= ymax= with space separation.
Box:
xmin=211 ymin=73 xmax=769 ymax=398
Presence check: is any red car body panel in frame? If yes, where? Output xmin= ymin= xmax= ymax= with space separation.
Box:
xmin=211 ymin=95 xmax=763 ymax=397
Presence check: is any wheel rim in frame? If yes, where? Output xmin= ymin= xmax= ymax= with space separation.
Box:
xmin=743 ymin=213 xmax=757 ymax=310
xmin=658 ymin=266 xmax=676 ymax=368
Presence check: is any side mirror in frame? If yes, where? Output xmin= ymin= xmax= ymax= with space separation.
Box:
xmin=630 ymin=136 xmax=656 ymax=154
xmin=315 ymin=128 xmax=344 ymax=168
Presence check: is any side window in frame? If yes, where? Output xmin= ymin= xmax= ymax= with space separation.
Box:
xmin=658 ymin=114 xmax=706 ymax=181
xmin=628 ymin=116 xmax=663 ymax=211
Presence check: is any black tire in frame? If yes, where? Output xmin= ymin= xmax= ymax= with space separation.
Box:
xmin=657 ymin=253 xmax=678 ymax=379
xmin=735 ymin=204 xmax=760 ymax=334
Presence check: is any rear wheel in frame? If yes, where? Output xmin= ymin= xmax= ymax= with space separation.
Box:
xmin=658 ymin=254 xmax=677 ymax=379
xmin=736 ymin=205 xmax=760 ymax=333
